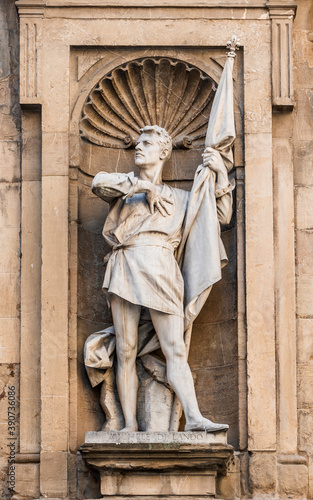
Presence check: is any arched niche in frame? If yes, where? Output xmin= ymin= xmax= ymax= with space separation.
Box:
xmin=71 ymin=52 xmax=241 ymax=448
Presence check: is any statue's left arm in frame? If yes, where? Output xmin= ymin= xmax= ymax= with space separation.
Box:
xmin=202 ymin=147 xmax=234 ymax=225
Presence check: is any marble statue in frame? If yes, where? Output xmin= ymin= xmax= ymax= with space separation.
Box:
xmin=90 ymin=125 xmax=233 ymax=432
xmin=84 ymin=37 xmax=238 ymax=433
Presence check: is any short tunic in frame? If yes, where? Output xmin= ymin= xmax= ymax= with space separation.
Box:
xmin=93 ymin=173 xmax=189 ymax=317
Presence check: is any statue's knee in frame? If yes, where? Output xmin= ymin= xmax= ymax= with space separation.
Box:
xmin=164 ymin=342 xmax=186 ymax=362
xmin=173 ymin=339 xmax=187 ymax=359
xmin=116 ymin=343 xmax=136 ymax=364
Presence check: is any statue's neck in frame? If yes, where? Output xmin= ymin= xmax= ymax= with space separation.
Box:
xmin=139 ymin=165 xmax=163 ymax=185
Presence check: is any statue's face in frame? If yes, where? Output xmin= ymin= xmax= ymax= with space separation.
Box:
xmin=134 ymin=132 xmax=163 ymax=169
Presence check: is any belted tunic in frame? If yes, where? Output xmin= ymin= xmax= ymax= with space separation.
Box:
xmin=92 ymin=170 xmax=233 ymax=321
xmin=93 ymin=172 xmax=189 ymax=317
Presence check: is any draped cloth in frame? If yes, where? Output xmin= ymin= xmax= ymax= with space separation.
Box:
xmin=168 ymin=53 xmax=236 ymax=429
xmin=205 ymin=56 xmax=236 ymax=170
xmin=84 ymin=52 xmax=237 ymax=425
xmin=178 ymin=54 xmax=236 ymax=329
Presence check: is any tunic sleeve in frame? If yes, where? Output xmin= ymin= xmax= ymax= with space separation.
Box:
xmin=215 ymin=178 xmax=235 ymax=225
xmin=92 ymin=171 xmax=137 ymax=203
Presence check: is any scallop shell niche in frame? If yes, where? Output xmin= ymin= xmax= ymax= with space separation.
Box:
xmin=79 ymin=57 xmax=216 ymax=150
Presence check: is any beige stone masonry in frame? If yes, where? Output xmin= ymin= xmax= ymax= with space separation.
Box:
xmin=40 ymin=175 xmax=69 ymax=496
xmin=294 ymin=141 xmax=313 ymax=185
xmin=14 ymin=462 xmax=40 ymax=498
xmin=12 ymin=1 xmax=306 ymax=498
xmin=299 ymin=410 xmax=313 ymax=453
xmin=41 ymin=175 xmax=69 ymax=451
xmin=40 ymin=451 xmax=68 ymax=498
xmin=277 ymin=463 xmax=308 ymax=498
xmin=272 ymin=132 xmax=297 ymax=453
xmin=42 ymin=132 xmax=69 ymax=176
xmin=249 ymin=453 xmax=277 ymax=492
xmin=309 ymin=455 xmax=313 ymax=499
xmin=0 ymin=318 xmax=19 ymax=364
xmin=0 ymin=4 xmax=21 ymax=499
xmin=295 ymin=186 xmax=313 ymax=229
xmin=0 ymin=141 xmax=20 ymax=182
xmin=20 ymin=109 xmax=41 ymax=456
xmin=101 ymin=472 xmax=217 ymax=497
xmin=297 ymin=318 xmax=313 ymax=364
xmin=297 ymin=276 xmax=313 ymax=317
xmin=245 ymin=132 xmax=276 ymax=451
xmin=35 ymin=9 xmax=276 ymax=458
xmin=236 ymin=168 xmax=247 ymax=453
xmin=20 ymin=180 xmax=41 ymax=451
xmin=41 ymin=46 xmax=70 ymax=133
xmin=294 ymin=13 xmax=313 ymax=499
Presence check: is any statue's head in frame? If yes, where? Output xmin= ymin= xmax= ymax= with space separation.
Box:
xmin=134 ymin=125 xmax=172 ymax=171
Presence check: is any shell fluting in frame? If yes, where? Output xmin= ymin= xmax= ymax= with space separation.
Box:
xmin=80 ymin=58 xmax=216 ymax=149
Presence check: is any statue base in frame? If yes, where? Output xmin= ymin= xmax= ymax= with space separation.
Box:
xmin=81 ymin=431 xmax=234 ymax=498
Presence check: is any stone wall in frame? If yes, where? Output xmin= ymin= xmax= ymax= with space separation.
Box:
xmin=294 ymin=0 xmax=313 ymax=497
xmin=0 ymin=1 xmax=20 ymax=499
xmin=246 ymin=1 xmax=313 ymax=497
xmin=0 ymin=0 xmax=313 ymax=499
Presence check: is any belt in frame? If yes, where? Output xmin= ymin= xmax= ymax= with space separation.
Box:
xmin=104 ymin=238 xmax=175 ymax=263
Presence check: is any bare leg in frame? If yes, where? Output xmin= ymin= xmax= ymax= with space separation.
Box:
xmin=110 ymin=294 xmax=141 ymax=432
xmin=149 ymin=309 xmax=228 ymax=432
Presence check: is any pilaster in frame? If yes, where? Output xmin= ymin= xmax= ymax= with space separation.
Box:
xmin=268 ymin=2 xmax=297 ymax=109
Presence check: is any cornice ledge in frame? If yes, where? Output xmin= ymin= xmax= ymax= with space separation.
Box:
xmin=16 ymin=0 xmax=45 ymax=4
xmin=15 ymin=0 xmax=45 ymax=16
xmin=15 ymin=0 xmax=270 ymax=9
xmin=267 ymin=1 xmax=297 ymax=18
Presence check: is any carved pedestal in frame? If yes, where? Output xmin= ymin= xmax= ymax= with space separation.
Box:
xmin=81 ymin=431 xmax=233 ymax=499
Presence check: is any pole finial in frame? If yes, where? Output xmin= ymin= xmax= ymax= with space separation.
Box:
xmin=226 ymin=35 xmax=240 ymax=58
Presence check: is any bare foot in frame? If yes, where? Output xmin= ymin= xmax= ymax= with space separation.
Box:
xmin=101 ymin=420 xmax=122 ymax=432
xmin=185 ymin=417 xmax=229 ymax=433
xmin=119 ymin=425 xmax=138 ymax=432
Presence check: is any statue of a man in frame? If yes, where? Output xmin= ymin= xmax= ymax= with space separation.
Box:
xmin=92 ymin=125 xmax=233 ymax=433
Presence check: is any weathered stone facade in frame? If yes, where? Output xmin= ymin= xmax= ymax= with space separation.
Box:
xmin=0 ymin=2 xmax=20 ymax=499
xmin=0 ymin=0 xmax=313 ymax=498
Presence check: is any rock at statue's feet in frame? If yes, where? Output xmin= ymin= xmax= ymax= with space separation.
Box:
xmin=185 ymin=417 xmax=229 ymax=433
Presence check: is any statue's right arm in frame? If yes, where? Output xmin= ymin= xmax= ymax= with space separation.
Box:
xmin=92 ymin=172 xmax=135 ymax=203
xmin=92 ymin=172 xmax=173 ymax=216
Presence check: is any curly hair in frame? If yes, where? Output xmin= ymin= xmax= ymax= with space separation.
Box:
xmin=139 ymin=125 xmax=172 ymax=160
